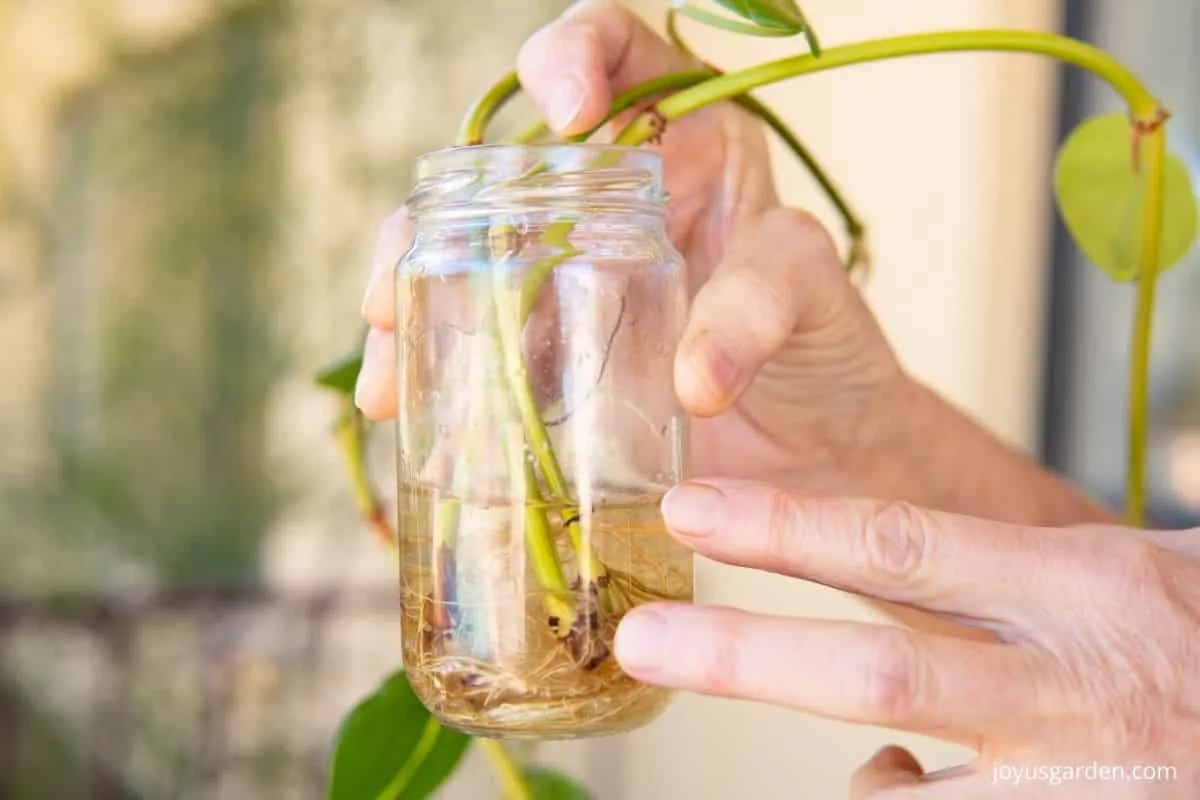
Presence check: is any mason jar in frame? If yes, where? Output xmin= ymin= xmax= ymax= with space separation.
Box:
xmin=394 ymin=143 xmax=692 ymax=738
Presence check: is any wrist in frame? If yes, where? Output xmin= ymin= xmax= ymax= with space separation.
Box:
xmin=855 ymin=374 xmax=1115 ymax=524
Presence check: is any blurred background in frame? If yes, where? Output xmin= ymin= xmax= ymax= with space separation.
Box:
xmin=0 ymin=1 xmax=1196 ymax=798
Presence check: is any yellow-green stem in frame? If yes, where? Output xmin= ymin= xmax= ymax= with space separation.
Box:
xmin=333 ymin=400 xmax=393 ymax=546
xmin=482 ymin=249 xmax=579 ymax=624
xmin=1124 ymin=124 xmax=1167 ymax=526
xmin=478 ymin=739 xmax=533 ymax=800
xmin=614 ymin=30 xmax=1158 ymax=146
xmin=458 ymin=71 xmax=521 ymax=145
xmin=492 ymin=257 xmax=606 ymax=584
xmin=512 ymin=69 xmax=716 ymax=145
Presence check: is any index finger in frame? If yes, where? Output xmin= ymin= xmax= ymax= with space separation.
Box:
xmin=658 ymin=479 xmax=1084 ymax=626
xmin=516 ymin=0 xmax=697 ymax=135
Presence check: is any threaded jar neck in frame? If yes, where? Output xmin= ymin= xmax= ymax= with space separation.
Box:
xmin=407 ymin=144 xmax=667 ymax=222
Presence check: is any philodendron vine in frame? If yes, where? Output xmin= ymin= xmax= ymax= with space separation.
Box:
xmin=317 ymin=2 xmax=1200 ymax=798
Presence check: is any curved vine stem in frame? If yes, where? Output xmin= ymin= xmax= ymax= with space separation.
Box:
xmin=511 ymin=69 xmax=716 ymax=145
xmin=612 ymin=31 xmax=1158 ymax=146
xmin=458 ymin=71 xmax=521 ymax=145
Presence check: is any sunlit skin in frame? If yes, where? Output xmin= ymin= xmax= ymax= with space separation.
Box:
xmin=355 ymin=1 xmax=1199 ymax=795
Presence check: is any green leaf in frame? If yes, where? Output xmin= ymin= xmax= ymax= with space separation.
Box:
xmin=524 ymin=767 xmax=592 ymax=800
xmin=713 ymin=0 xmax=804 ymax=30
xmin=327 ymin=670 xmax=471 ymax=800
xmin=315 ymin=353 xmax=363 ymax=395
xmin=674 ymin=3 xmax=799 ymax=37
xmin=1053 ymin=112 xmax=1199 ymax=282
xmin=679 ymin=0 xmax=821 ymax=54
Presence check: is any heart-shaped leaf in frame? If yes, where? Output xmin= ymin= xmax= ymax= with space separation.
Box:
xmin=327 ymin=670 xmax=471 ymax=800
xmin=525 ymin=767 xmax=592 ymax=800
xmin=315 ymin=352 xmax=363 ymax=395
xmin=1053 ymin=112 xmax=1199 ymax=282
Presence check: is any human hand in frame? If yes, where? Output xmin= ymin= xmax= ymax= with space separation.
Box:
xmin=612 ymin=480 xmax=1200 ymax=798
xmin=356 ymin=0 xmax=912 ymax=499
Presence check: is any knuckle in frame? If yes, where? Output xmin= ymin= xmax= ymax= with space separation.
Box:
xmin=770 ymin=206 xmax=838 ymax=261
xmin=762 ymin=487 xmax=800 ymax=566
xmin=862 ymin=628 xmax=926 ymax=723
xmin=862 ymin=500 xmax=931 ymax=586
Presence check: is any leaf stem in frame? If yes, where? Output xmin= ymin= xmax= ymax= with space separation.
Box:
xmin=1124 ymin=123 xmax=1167 ymax=526
xmin=615 ymin=29 xmax=1160 ymax=145
xmin=478 ymin=739 xmax=534 ymax=800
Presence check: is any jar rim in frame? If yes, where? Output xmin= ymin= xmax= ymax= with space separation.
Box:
xmin=408 ymin=143 xmax=667 ymax=219
xmin=414 ymin=142 xmax=662 ymax=181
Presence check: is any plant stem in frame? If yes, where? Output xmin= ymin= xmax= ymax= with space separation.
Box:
xmin=492 ymin=255 xmax=606 ymax=584
xmin=614 ymin=29 xmax=1159 ymax=145
xmin=458 ymin=71 xmax=521 ymax=145
xmin=478 ymin=739 xmax=533 ymax=800
xmin=734 ymin=92 xmax=865 ymax=239
xmin=333 ymin=400 xmax=394 ymax=546
xmin=1124 ymin=123 xmax=1167 ymax=526
xmin=511 ymin=70 xmax=716 ymax=145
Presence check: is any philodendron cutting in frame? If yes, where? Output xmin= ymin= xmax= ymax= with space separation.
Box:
xmin=316 ymin=2 xmax=1199 ymax=798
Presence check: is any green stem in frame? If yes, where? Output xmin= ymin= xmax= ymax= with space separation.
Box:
xmin=458 ymin=71 xmax=521 ymax=145
xmin=480 ymin=240 xmax=579 ymax=625
xmin=333 ymin=400 xmax=393 ymax=546
xmin=614 ymin=29 xmax=1159 ymax=145
xmin=492 ymin=251 xmax=606 ymax=584
xmin=478 ymin=739 xmax=533 ymax=800
xmin=511 ymin=70 xmax=716 ymax=145
xmin=1124 ymin=123 xmax=1167 ymax=526
xmin=734 ymin=92 xmax=864 ymax=238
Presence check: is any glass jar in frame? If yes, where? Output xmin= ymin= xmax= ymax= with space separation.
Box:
xmin=394 ymin=143 xmax=692 ymax=738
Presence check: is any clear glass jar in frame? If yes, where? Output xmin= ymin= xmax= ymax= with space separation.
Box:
xmin=395 ymin=143 xmax=693 ymax=738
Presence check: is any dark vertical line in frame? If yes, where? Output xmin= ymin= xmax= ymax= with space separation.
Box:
xmin=1037 ymin=0 xmax=1095 ymax=469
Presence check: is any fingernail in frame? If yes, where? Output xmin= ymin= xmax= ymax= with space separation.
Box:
xmin=685 ymin=332 xmax=742 ymax=401
xmin=547 ymin=76 xmax=585 ymax=133
xmin=354 ymin=334 xmax=383 ymax=410
xmin=661 ymin=482 xmax=725 ymax=537
xmin=614 ymin=607 xmax=667 ymax=674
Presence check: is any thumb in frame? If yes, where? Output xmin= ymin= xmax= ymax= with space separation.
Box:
xmin=674 ymin=206 xmax=845 ymax=417
xmin=850 ymin=746 xmax=925 ymax=798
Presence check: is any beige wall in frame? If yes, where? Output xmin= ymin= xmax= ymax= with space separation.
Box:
xmin=475 ymin=2 xmax=1064 ymax=798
